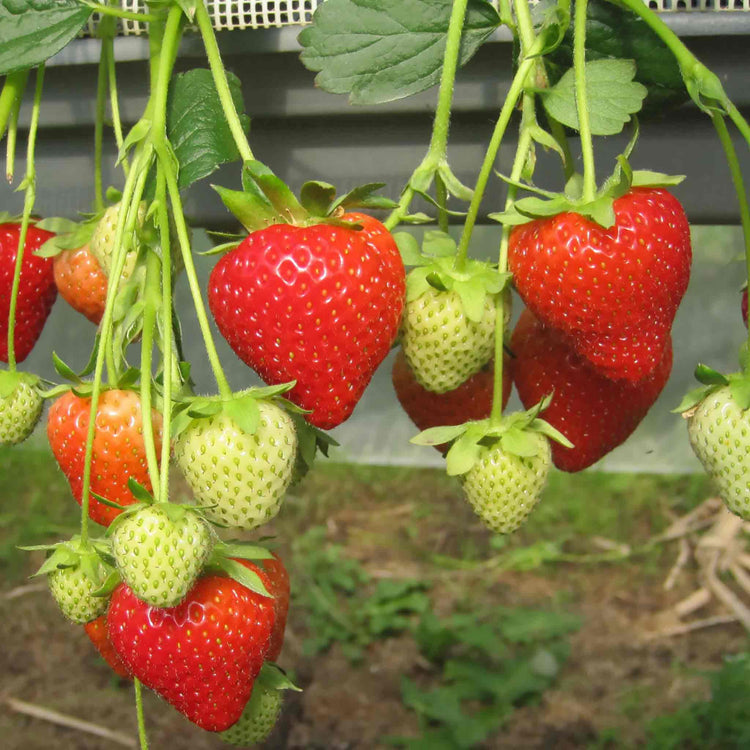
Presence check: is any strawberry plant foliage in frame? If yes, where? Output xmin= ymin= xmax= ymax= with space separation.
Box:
xmin=298 ymin=0 xmax=501 ymax=105
xmin=0 ymin=0 xmax=91 ymax=75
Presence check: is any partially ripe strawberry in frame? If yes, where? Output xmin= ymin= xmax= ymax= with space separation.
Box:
xmin=401 ymin=286 xmax=496 ymax=393
xmin=111 ymin=505 xmax=214 ymax=608
xmin=48 ymin=564 xmax=109 ymax=624
xmin=510 ymin=310 xmax=672 ymax=472
xmin=461 ymin=432 xmax=551 ymax=534
xmin=208 ymin=220 xmax=405 ymax=429
xmin=89 ymin=201 xmax=145 ymax=281
xmin=0 ymin=222 xmax=57 ymax=363
xmin=219 ymin=682 xmax=283 ymax=746
xmin=687 ymin=385 xmax=750 ymax=520
xmin=53 ymin=244 xmax=107 ymax=324
xmin=83 ymin=615 xmax=132 ymax=679
xmin=47 ymin=389 xmax=163 ymax=526
xmin=509 ymin=187 xmax=691 ymax=381
xmin=108 ymin=575 xmax=276 ymax=731
xmin=392 ymin=348 xmax=511 ymax=453
xmin=174 ymin=402 xmax=297 ymax=530
xmin=0 ymin=372 xmax=43 ymax=445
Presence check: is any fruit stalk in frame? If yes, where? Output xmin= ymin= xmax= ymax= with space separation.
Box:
xmin=573 ymin=0 xmax=596 ymax=201
xmin=453 ymin=56 xmax=535 ymax=266
xmin=5 ymin=65 xmax=45 ymax=372
xmin=134 ymin=678 xmax=149 ymax=750
xmin=384 ymin=0 xmax=470 ymax=230
xmin=93 ymin=31 xmax=110 ymax=212
xmin=710 ymin=112 xmax=750 ymax=350
xmin=194 ymin=1 xmax=254 ymax=163
xmin=0 ymin=70 xmax=28 ymax=144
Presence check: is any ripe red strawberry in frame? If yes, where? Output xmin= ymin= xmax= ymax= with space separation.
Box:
xmin=391 ymin=348 xmax=512 ymax=453
xmin=238 ymin=553 xmax=290 ymax=662
xmin=208 ymin=219 xmax=405 ymax=429
xmin=83 ymin=615 xmax=132 ymax=680
xmin=0 ymin=222 xmax=57 ymax=363
xmin=107 ymin=575 xmax=276 ymax=731
xmin=508 ymin=187 xmax=690 ymax=381
xmin=53 ymin=244 xmax=107 ymax=325
xmin=47 ymin=389 xmax=163 ymax=526
xmin=510 ymin=309 xmax=672 ymax=472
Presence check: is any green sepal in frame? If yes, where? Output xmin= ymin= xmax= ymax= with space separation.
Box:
xmin=729 ymin=376 xmax=750 ymax=412
xmin=445 ymin=427 xmax=486 ymax=476
xmin=52 ymin=352 xmax=83 ymax=384
xmin=291 ymin=411 xmax=339 ymax=476
xmin=90 ymin=568 xmax=122 ymax=598
xmin=400 ymin=212 xmax=433 ymax=225
xmin=694 ymin=363 xmax=730 ymax=387
xmin=126 ymin=477 xmax=156 ymax=505
xmin=212 ymin=557 xmax=272 ymax=598
xmin=213 ymin=184 xmax=282 ymax=233
xmin=410 ymin=424 xmax=469 ymax=447
xmin=118 ymin=118 xmax=151 ymax=165
xmin=34 ymin=216 xmax=99 ymax=257
xmin=26 ymin=537 xmax=114 ymax=586
xmin=300 ymin=180 xmax=337 ymax=216
xmin=212 ymin=541 xmax=275 ymax=562
xmin=256 ymin=662 xmax=302 ymax=692
xmin=672 ymin=385 xmax=718 ymax=414
xmin=200 ymin=240 xmax=241 ymax=257
xmin=330 ymin=182 xmax=398 ymax=212
xmin=242 ymin=160 xmax=309 ymax=224
xmin=90 ymin=492 xmax=129 ymax=511
xmin=0 ymin=370 xmax=38 ymax=399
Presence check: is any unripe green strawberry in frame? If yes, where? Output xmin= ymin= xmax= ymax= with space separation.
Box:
xmin=0 ymin=372 xmax=43 ymax=445
xmin=89 ymin=201 xmax=145 ymax=281
xmin=111 ymin=505 xmax=214 ymax=608
xmin=461 ymin=433 xmax=551 ymax=534
xmin=219 ymin=682 xmax=283 ymax=746
xmin=687 ymin=385 xmax=750 ymax=520
xmin=401 ymin=287 xmax=496 ymax=393
xmin=48 ymin=564 xmax=109 ymax=624
xmin=174 ymin=401 xmax=297 ymax=530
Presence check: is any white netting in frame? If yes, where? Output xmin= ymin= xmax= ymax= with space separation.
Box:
xmin=84 ymin=0 xmax=750 ymax=37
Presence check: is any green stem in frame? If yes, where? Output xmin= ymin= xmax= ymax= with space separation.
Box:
xmin=489 ymin=109 xmax=534 ymax=426
xmin=78 ymin=144 xmax=154 ymax=544
xmin=610 ymin=0 xmax=750 ymax=148
xmin=106 ymin=37 xmax=128 ymax=171
xmin=5 ymin=81 xmax=20 ymax=183
xmin=85 ymin=1 xmax=159 ymax=23
xmin=149 ymin=6 xmax=184 ymax=136
xmin=155 ymin=168 xmax=174 ymax=502
xmin=453 ymin=56 xmax=536 ymax=265
xmin=94 ymin=39 xmax=109 ymax=212
xmin=0 ymin=70 xmax=28 ymax=143
xmin=160 ymin=148 xmax=232 ymax=398
xmin=384 ymin=0 xmax=470 ymax=231
xmin=6 ymin=66 xmax=44 ymax=372
xmin=428 ymin=0 xmax=469 ymax=160
xmin=194 ymin=1 xmax=253 ymax=163
xmin=134 ymin=679 xmax=149 ymax=750
xmin=711 ymin=112 xmax=750 ymax=348
xmin=139 ymin=250 xmax=162 ymax=498
xmin=573 ymin=0 xmax=596 ymax=201
xmin=435 ymin=175 xmax=449 ymax=234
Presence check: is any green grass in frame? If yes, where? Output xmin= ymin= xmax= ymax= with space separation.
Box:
xmin=0 ymin=444 xmax=80 ymax=583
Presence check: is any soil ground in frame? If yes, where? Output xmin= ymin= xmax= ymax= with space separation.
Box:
xmin=0 ymin=448 xmax=747 ymax=749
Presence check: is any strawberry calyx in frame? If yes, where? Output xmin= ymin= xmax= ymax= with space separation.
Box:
xmin=23 ymin=534 xmax=114 ymax=588
xmin=170 ymin=384 xmax=301 ymax=440
xmin=674 ymin=365 xmax=750 ymax=416
xmin=213 ymin=159 xmax=397 ymax=235
xmin=411 ymin=395 xmax=572 ymax=476
xmin=0 ymin=368 xmax=40 ymax=398
xmin=34 ymin=215 xmax=100 ymax=260
xmin=289 ymin=411 xmax=339 ymax=482
xmin=207 ymin=541 xmax=278 ymax=598
xmin=490 ymin=125 xmax=685 ymax=229
xmin=395 ymin=229 xmax=510 ymax=324
xmin=40 ymin=355 xmax=141 ymax=400
xmin=254 ymin=661 xmax=301 ymax=693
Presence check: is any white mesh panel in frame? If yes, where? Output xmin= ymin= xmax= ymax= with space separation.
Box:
xmin=84 ymin=0 xmax=750 ymax=37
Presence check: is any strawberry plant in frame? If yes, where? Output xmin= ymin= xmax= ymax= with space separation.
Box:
xmin=1 ymin=0 xmax=750 ymax=745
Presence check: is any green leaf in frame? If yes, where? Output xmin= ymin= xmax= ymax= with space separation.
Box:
xmin=541 ymin=59 xmax=647 ymax=136
xmin=0 ymin=0 xmax=91 ymax=75
xmin=543 ymin=0 xmax=687 ymax=116
xmin=166 ymin=69 xmax=249 ymax=190
xmin=298 ymin=0 xmax=501 ymax=105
